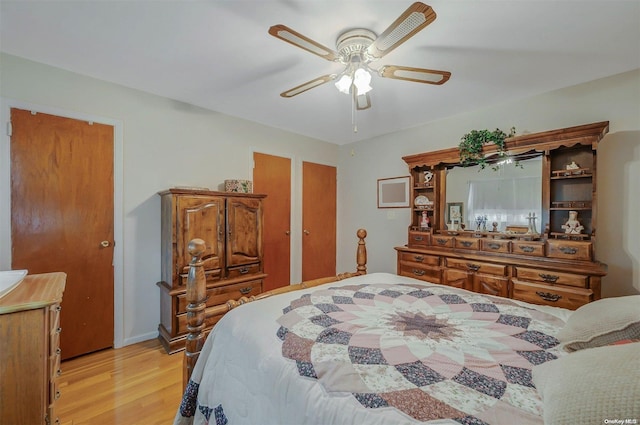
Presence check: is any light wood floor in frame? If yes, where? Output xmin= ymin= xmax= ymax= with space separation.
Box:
xmin=57 ymin=339 xmax=183 ymax=425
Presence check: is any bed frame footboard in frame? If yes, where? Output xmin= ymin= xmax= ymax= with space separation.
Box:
xmin=183 ymin=228 xmax=368 ymax=388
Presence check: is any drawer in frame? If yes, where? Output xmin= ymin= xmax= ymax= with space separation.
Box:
xmin=455 ymin=237 xmax=480 ymax=250
xmin=49 ymin=377 xmax=61 ymax=404
xmin=176 ymin=279 xmax=262 ymax=314
xmin=49 ymin=304 xmax=61 ymax=333
xmin=408 ymin=231 xmax=430 ymax=248
xmin=432 ymin=235 xmax=454 ymax=248
xmin=514 ymin=267 xmax=588 ymax=288
xmin=512 ymin=280 xmax=592 ymax=310
xmin=546 ymin=240 xmax=592 ymax=261
xmin=399 ymin=262 xmax=441 ymax=283
xmin=399 ymin=252 xmax=440 ymax=266
xmin=481 ymin=239 xmax=511 ymax=254
xmin=226 ymin=263 xmax=261 ymax=279
xmin=180 ymin=269 xmax=222 ymax=286
xmin=473 ymin=274 xmax=509 ymax=298
xmin=445 ymin=258 xmax=507 ymax=276
xmin=48 ymin=405 xmax=60 ymax=425
xmin=442 ymin=268 xmax=470 ymax=290
xmin=512 ymin=241 xmax=545 ymax=257
xmin=50 ymin=352 xmax=61 ymax=381
xmin=50 ymin=327 xmax=61 ymax=356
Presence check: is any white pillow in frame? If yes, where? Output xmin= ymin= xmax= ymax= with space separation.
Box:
xmin=532 ymin=342 xmax=640 ymax=425
xmin=556 ymin=295 xmax=640 ymax=351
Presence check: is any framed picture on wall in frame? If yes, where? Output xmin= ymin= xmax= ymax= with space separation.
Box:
xmin=377 ymin=176 xmax=410 ymax=208
xmin=446 ymin=202 xmax=463 ymax=223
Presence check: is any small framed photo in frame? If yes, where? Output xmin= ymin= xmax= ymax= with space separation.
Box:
xmin=377 ymin=176 xmax=410 ymax=208
xmin=446 ymin=202 xmax=463 ymax=223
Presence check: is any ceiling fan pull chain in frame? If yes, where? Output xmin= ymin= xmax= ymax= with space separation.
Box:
xmin=352 ymin=89 xmax=358 ymax=133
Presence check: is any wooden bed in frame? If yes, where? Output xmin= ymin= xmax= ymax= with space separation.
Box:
xmin=175 ymin=228 xmax=639 ymax=425
xmin=181 ymin=228 xmax=369 ymax=388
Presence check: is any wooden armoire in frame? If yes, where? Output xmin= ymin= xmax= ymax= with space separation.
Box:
xmin=157 ymin=188 xmax=266 ymax=353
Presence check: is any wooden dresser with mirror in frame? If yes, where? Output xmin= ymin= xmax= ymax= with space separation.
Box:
xmin=395 ymin=121 xmax=608 ymax=309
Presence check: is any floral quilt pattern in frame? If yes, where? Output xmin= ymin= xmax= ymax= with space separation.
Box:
xmin=276 ymin=282 xmax=566 ymax=423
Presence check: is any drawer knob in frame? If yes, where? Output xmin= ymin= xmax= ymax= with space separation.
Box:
xmin=559 ymin=246 xmax=578 ymax=255
xmin=412 ymin=269 xmax=426 ymax=276
xmin=536 ymin=291 xmax=562 ymax=302
xmin=413 ymin=236 xmax=424 ymax=241
xmin=539 ymin=273 xmax=559 ymax=283
xmin=436 ymin=238 xmax=448 ymax=245
xmin=239 ymin=267 xmax=249 ymax=274
xmin=239 ymin=287 xmax=252 ymax=295
xmin=466 ymin=263 xmax=480 ymax=272
xmin=519 ymin=246 xmax=535 ymax=253
xmin=413 ymin=255 xmax=424 ymax=262
xmin=460 ymin=241 xmax=473 ymax=247
xmin=487 ymin=242 xmax=500 ymax=250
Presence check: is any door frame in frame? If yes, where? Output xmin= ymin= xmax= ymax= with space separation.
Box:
xmin=0 ymin=97 xmax=125 ymax=349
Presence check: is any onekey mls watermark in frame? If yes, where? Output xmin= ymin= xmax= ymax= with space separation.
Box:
xmin=603 ymin=419 xmax=638 ymax=424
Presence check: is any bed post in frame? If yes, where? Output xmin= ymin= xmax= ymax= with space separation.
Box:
xmin=356 ymin=228 xmax=367 ymax=275
xmin=183 ymin=238 xmax=207 ymax=389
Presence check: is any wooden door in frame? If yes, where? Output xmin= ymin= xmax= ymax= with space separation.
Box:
xmin=302 ymin=161 xmax=336 ymax=281
xmin=10 ymin=108 xmax=114 ymax=360
xmin=253 ymin=152 xmax=291 ymax=291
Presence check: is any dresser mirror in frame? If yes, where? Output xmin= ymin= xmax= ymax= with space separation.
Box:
xmin=445 ymin=155 xmax=543 ymax=233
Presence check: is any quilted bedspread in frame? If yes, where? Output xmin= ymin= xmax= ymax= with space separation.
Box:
xmin=175 ymin=273 xmax=571 ymax=425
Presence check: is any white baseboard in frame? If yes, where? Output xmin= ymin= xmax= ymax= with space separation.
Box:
xmin=120 ymin=331 xmax=158 ymax=348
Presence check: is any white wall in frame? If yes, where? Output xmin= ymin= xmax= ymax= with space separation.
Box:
xmin=0 ymin=53 xmax=338 ymax=347
xmin=337 ymin=69 xmax=640 ymax=298
xmin=2 ymin=52 xmax=638 ymax=349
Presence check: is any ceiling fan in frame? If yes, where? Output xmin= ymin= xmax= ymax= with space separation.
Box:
xmin=268 ymin=2 xmax=451 ymax=111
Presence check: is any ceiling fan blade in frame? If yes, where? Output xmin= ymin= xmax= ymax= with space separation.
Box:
xmin=280 ymin=74 xmax=336 ymax=98
xmin=355 ymin=93 xmax=371 ymax=110
xmin=367 ymin=2 xmax=436 ymax=60
xmin=379 ymin=65 xmax=451 ymax=85
xmin=269 ymin=24 xmax=339 ymax=62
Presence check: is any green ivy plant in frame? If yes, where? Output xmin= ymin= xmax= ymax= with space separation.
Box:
xmin=458 ymin=127 xmax=517 ymax=170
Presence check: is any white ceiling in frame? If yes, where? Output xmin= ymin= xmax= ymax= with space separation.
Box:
xmin=1 ymin=1 xmax=639 ymax=145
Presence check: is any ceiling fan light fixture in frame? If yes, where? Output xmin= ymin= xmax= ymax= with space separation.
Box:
xmin=335 ymin=74 xmax=353 ymax=94
xmin=353 ymin=68 xmax=372 ymax=95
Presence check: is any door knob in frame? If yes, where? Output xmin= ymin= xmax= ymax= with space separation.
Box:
xmin=100 ymin=240 xmax=111 ymax=247
xmin=285 ymin=230 xmax=290 ymax=235
xmin=303 ymin=229 xmax=310 ymax=235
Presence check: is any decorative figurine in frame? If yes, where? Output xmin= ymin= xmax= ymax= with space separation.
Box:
xmin=420 ymin=211 xmax=430 ymax=229
xmin=423 ymin=170 xmax=434 ymax=184
xmin=492 ymin=221 xmax=499 ymax=232
xmin=562 ymin=210 xmax=584 ymax=234
xmin=566 ymin=161 xmax=580 ymax=170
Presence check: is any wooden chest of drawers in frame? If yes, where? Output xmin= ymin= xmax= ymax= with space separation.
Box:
xmin=396 ymin=245 xmax=605 ymax=309
xmin=0 ymin=272 xmax=66 ymax=425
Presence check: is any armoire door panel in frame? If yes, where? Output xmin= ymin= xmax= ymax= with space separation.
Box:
xmin=226 ymin=198 xmax=263 ymax=267
xmin=177 ymin=196 xmax=225 ymax=277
